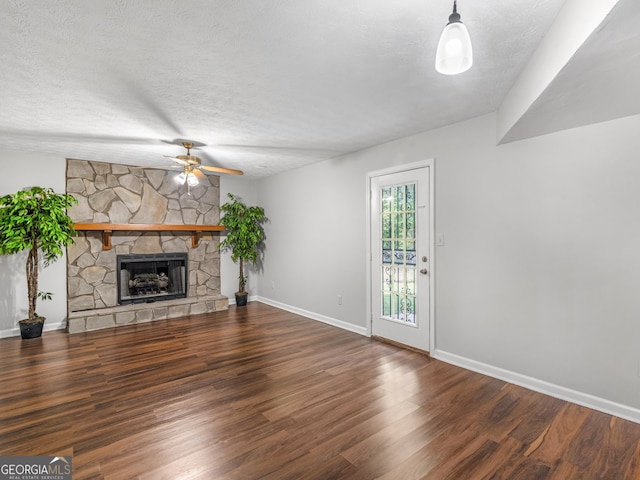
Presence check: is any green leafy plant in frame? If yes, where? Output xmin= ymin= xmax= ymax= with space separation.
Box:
xmin=0 ymin=186 xmax=77 ymax=321
xmin=219 ymin=193 xmax=266 ymax=295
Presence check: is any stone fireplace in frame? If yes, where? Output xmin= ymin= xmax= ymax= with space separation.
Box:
xmin=65 ymin=159 xmax=228 ymax=333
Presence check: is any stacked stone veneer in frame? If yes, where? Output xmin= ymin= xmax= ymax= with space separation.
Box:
xmin=66 ymin=159 xmax=228 ymax=333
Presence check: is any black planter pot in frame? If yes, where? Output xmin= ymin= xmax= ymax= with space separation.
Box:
xmin=19 ymin=318 xmax=45 ymax=339
xmin=235 ymin=292 xmax=248 ymax=307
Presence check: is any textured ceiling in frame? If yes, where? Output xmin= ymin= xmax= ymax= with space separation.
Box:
xmin=0 ymin=0 xmax=572 ymax=178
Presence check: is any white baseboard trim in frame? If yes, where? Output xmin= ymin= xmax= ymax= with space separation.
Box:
xmin=0 ymin=320 xmax=67 ymax=339
xmin=434 ymin=350 xmax=640 ymax=425
xmin=256 ymin=296 xmax=368 ymax=337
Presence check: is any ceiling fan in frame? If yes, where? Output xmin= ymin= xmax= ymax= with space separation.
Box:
xmin=164 ymin=141 xmax=243 ymax=186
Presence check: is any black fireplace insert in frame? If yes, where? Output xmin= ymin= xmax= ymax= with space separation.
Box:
xmin=117 ymin=253 xmax=188 ymax=305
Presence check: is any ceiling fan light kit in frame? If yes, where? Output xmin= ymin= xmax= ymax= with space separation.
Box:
xmin=163 ymin=141 xmax=243 ymax=190
xmin=174 ymin=171 xmax=199 ymax=186
xmin=435 ymin=0 xmax=473 ymax=75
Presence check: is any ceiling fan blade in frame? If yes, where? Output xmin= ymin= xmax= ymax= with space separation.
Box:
xmin=131 ymin=164 xmax=181 ymax=170
xmin=193 ymin=169 xmax=206 ymax=179
xmin=163 ymin=155 xmax=189 ymax=166
xmin=200 ymin=165 xmax=244 ymax=176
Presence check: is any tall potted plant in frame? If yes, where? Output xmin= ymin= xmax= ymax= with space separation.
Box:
xmin=0 ymin=186 xmax=77 ymax=338
xmin=219 ymin=193 xmax=266 ymax=306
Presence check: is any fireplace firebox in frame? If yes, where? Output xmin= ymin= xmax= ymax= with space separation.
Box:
xmin=117 ymin=253 xmax=188 ymax=305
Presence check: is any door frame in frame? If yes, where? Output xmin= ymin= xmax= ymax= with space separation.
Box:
xmin=365 ymin=159 xmax=436 ymax=353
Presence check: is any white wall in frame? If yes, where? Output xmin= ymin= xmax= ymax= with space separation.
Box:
xmin=220 ymin=176 xmax=260 ymax=302
xmin=0 ymin=148 xmax=68 ymax=336
xmin=256 ymin=156 xmax=374 ymax=329
xmin=255 ymin=112 xmax=640 ymax=416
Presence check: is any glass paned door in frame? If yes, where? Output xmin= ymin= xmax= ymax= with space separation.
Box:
xmin=370 ymin=166 xmax=430 ymax=351
xmin=381 ymin=183 xmax=417 ymax=325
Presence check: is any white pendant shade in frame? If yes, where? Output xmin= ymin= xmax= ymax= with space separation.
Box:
xmin=175 ymin=172 xmax=187 ymax=184
xmin=435 ymin=3 xmax=473 ymax=75
xmin=186 ymin=173 xmax=199 ymax=186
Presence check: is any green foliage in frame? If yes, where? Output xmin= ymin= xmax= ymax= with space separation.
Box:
xmin=219 ymin=193 xmax=266 ymax=294
xmin=0 ymin=186 xmax=77 ymax=321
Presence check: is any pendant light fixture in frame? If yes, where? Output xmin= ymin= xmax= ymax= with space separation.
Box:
xmin=435 ymin=1 xmax=473 ymax=75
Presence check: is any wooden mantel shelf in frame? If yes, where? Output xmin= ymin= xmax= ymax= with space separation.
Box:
xmin=74 ymin=223 xmax=225 ymax=250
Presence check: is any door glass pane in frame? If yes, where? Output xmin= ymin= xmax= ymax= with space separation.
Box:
xmin=383 ymin=292 xmax=391 ymax=317
xmin=382 ymin=266 xmax=392 ymax=292
xmin=406 ymin=212 xmax=415 ymax=239
xmin=393 ymin=188 xmax=403 ymax=211
xmin=382 ymin=214 xmax=392 ymax=238
xmin=406 ymin=268 xmax=416 ymax=296
xmin=382 ymin=188 xmax=392 ymax=213
xmin=379 ymin=182 xmax=418 ymax=327
xmin=406 ymin=296 xmax=416 ymax=325
xmin=406 ymin=184 xmax=415 ymax=210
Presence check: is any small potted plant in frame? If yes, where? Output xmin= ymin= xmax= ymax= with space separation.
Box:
xmin=0 ymin=186 xmax=77 ymax=338
xmin=219 ymin=193 xmax=266 ymax=306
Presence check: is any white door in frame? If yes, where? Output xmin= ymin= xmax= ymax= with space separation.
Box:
xmin=370 ymin=166 xmax=431 ymax=352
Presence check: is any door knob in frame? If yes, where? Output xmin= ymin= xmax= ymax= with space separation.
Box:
xmin=420 ymin=268 xmax=428 ymax=275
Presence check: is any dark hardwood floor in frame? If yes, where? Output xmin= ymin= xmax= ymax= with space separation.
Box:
xmin=1 ymin=302 xmax=639 ymax=479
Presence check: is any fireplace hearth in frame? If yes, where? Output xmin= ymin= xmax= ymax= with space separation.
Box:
xmin=117 ymin=253 xmax=187 ymax=305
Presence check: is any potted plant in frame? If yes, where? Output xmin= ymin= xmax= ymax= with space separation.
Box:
xmin=0 ymin=186 xmax=77 ymax=338
xmin=219 ymin=193 xmax=266 ymax=306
